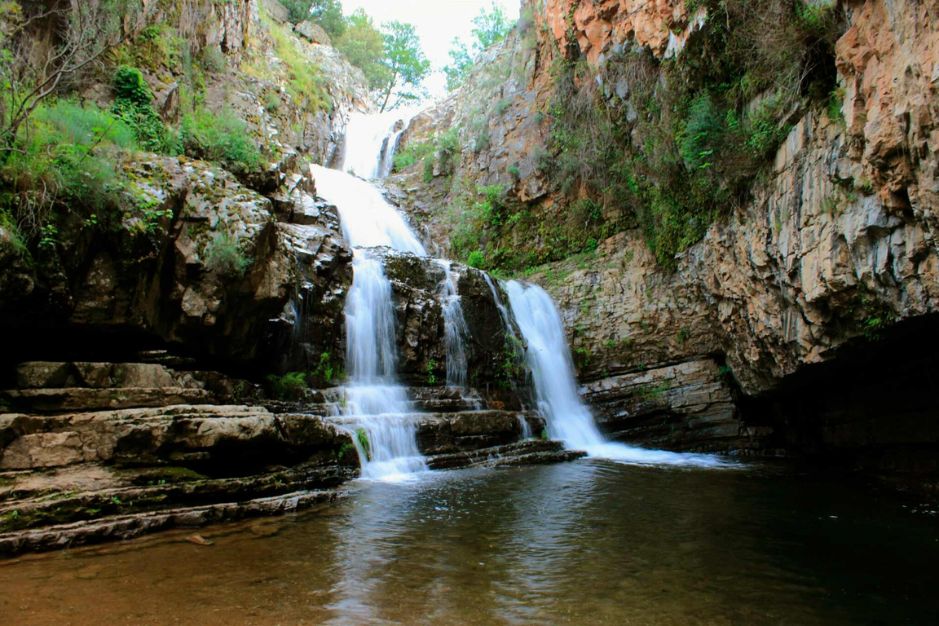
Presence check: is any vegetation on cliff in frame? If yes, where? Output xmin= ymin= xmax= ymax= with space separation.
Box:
xmin=398 ymin=0 xmax=845 ymax=273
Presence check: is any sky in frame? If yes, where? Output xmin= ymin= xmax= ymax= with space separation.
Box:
xmin=341 ymin=0 xmax=520 ymax=100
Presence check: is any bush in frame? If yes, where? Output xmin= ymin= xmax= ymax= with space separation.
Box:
xmin=203 ymin=232 xmax=251 ymax=277
xmin=1 ymin=99 xmax=138 ymax=237
xmin=266 ymin=371 xmax=309 ymax=400
xmin=466 ymin=250 xmax=486 ymax=269
xmin=111 ymin=66 xmax=176 ymax=153
xmin=265 ymin=16 xmax=328 ymax=112
xmin=180 ymin=108 xmax=262 ymax=173
xmin=392 ymin=139 xmax=434 ymax=171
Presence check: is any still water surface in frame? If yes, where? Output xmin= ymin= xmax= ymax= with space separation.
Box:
xmin=1 ymin=460 xmax=937 ymax=625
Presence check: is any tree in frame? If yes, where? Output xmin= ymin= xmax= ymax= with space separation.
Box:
xmin=282 ymin=0 xmax=345 ymax=39
xmin=444 ymin=3 xmax=514 ymax=91
xmin=310 ymin=0 xmax=345 ymax=39
xmin=376 ymin=21 xmax=430 ymax=112
xmin=335 ymin=9 xmax=388 ymax=91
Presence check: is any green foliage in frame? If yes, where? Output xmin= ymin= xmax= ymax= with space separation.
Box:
xmin=111 ymin=66 xmax=176 ymax=153
xmin=311 ymin=0 xmax=346 ymax=38
xmin=336 ymin=10 xmax=388 ymax=91
xmin=1 ymin=99 xmax=138 ymax=238
xmin=394 ymin=128 xmax=460 ymax=182
xmin=312 ymin=351 xmax=341 ymax=386
xmin=466 ymin=250 xmax=485 ymax=269
xmin=180 ymin=108 xmax=261 ymax=173
xmin=203 ymin=232 xmax=251 ymax=277
xmin=265 ymin=16 xmax=328 ymax=113
xmin=355 ymin=428 xmax=371 ymax=460
xmin=445 ymin=3 xmax=515 ymax=91
xmin=392 ymin=139 xmax=434 ymax=171
xmin=827 ymin=86 xmax=845 ymax=124
xmin=200 ymin=45 xmax=227 ymax=74
xmin=266 ymin=371 xmax=309 ymax=400
xmin=280 ymin=0 xmax=313 ymax=25
xmin=131 ymin=23 xmax=184 ymax=71
xmin=426 ymin=359 xmax=438 ymax=385
xmin=377 ymin=21 xmax=430 ymax=111
xmin=677 ymin=93 xmax=723 ymax=171
xmin=519 ymin=0 xmax=845 ymax=270
xmin=436 ymin=128 xmax=460 ymax=174
xmin=336 ymin=441 xmax=356 ymax=464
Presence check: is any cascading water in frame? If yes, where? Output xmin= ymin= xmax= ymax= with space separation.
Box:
xmin=434 ymin=260 xmax=469 ymax=387
xmin=482 ymin=272 xmax=512 ymax=330
xmin=504 ymin=281 xmax=728 ymax=468
xmin=340 ymin=109 xmax=417 ymax=180
xmin=310 ymin=111 xmax=427 ymax=481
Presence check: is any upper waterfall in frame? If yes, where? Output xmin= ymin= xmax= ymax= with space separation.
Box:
xmin=309 ymin=164 xmax=425 ymax=255
xmin=340 ymin=109 xmax=417 ymax=180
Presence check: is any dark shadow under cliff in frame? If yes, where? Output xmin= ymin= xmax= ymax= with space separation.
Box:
xmin=741 ymin=314 xmax=939 ymax=493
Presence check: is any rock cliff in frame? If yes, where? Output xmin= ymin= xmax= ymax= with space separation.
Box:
xmin=389 ymin=0 xmax=939 ymax=481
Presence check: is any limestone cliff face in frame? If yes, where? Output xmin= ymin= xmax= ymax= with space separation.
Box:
xmin=392 ymin=0 xmax=939 ymax=460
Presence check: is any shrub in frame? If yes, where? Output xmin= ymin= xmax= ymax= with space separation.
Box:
xmin=111 ymin=66 xmax=176 ymax=153
xmin=392 ymin=139 xmax=434 ymax=171
xmin=1 ymin=99 xmax=138 ymax=237
xmin=436 ymin=128 xmax=460 ymax=174
xmin=180 ymin=108 xmax=262 ymax=173
xmin=466 ymin=250 xmax=486 ymax=268
xmin=266 ymin=371 xmax=309 ymax=400
xmin=677 ymin=93 xmax=723 ymax=171
xmin=203 ymin=232 xmax=251 ymax=276
xmin=265 ymin=16 xmax=328 ymax=112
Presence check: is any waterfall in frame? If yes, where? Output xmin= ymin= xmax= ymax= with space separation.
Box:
xmin=341 ymin=109 xmax=417 ymax=180
xmin=311 ymin=112 xmax=427 ymax=481
xmin=434 ymin=260 xmax=469 ymax=387
xmin=310 ymin=165 xmax=425 ymax=255
xmin=504 ymin=281 xmax=728 ymax=468
xmin=482 ymin=272 xmax=512 ymax=330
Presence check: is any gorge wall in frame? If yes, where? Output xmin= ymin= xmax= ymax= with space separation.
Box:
xmin=388 ymin=0 xmax=939 ymax=483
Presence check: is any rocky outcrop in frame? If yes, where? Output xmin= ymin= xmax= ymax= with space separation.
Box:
xmin=376 ymin=250 xmax=529 ymax=392
xmin=0 ymin=156 xmax=352 ymax=374
xmin=544 ymin=0 xmax=704 ymax=63
xmin=390 ymin=0 xmax=939 ymax=477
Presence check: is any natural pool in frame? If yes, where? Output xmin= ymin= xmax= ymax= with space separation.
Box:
xmin=1 ymin=460 xmax=937 ymax=625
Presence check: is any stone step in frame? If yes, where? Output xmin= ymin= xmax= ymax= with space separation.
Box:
xmin=1 ymin=387 xmax=215 ymax=413
xmin=0 ymin=488 xmax=341 ymax=557
xmin=0 ymin=405 xmax=353 ymax=472
xmin=322 ymin=409 xmax=545 ymax=456
xmin=426 ymin=440 xmax=585 ymax=470
xmin=317 ymin=385 xmax=502 ymax=413
xmin=0 ymin=462 xmax=353 ymax=533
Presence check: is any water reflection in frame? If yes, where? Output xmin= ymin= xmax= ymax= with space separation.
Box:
xmin=1 ymin=461 xmax=937 ymax=625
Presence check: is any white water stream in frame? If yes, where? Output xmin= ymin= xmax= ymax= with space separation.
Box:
xmin=311 ymin=110 xmax=428 ymax=482
xmin=504 ymin=281 xmax=728 ymax=468
xmin=340 ymin=109 xmax=417 ymax=180
xmin=435 ymin=260 xmax=469 ymax=387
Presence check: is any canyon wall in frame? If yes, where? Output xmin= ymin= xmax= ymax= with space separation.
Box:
xmin=390 ymin=0 xmax=939 ymax=471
